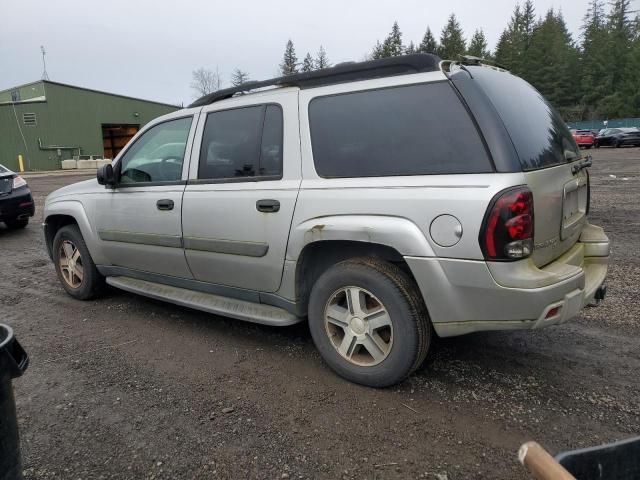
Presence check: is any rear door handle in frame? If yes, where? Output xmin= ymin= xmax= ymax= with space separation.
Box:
xmin=156 ymin=199 xmax=174 ymax=211
xmin=256 ymin=199 xmax=280 ymax=213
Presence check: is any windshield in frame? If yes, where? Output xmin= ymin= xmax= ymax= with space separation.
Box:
xmin=468 ymin=66 xmax=581 ymax=171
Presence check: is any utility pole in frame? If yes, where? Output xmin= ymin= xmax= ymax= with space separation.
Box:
xmin=41 ymin=46 xmax=49 ymax=80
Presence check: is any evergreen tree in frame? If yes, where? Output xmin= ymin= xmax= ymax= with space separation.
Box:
xmin=280 ymin=39 xmax=298 ymax=76
xmin=302 ymin=53 xmax=315 ymax=72
xmin=316 ymin=45 xmax=331 ymax=69
xmin=406 ymin=41 xmax=416 ymax=54
xmin=580 ymin=0 xmax=609 ymax=117
xmin=381 ymin=21 xmax=404 ymax=57
xmin=525 ymin=10 xmax=581 ymax=118
xmin=494 ymin=3 xmax=535 ymax=74
xmin=371 ymin=41 xmax=384 ymax=60
xmin=439 ymin=13 xmax=466 ymax=59
xmin=467 ymin=29 xmax=490 ymax=58
xmin=606 ymin=0 xmax=634 ymax=90
xmin=521 ymin=0 xmax=537 ymax=40
xmin=622 ymin=30 xmax=640 ymax=116
xmin=595 ymin=0 xmax=635 ymax=117
xmin=230 ymin=68 xmax=250 ymax=87
xmin=418 ymin=27 xmax=439 ymax=54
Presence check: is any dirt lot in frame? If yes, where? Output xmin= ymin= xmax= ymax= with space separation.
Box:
xmin=2 ymin=147 xmax=639 ymax=479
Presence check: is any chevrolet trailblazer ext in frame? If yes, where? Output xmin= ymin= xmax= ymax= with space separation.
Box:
xmin=44 ymin=55 xmax=609 ymax=387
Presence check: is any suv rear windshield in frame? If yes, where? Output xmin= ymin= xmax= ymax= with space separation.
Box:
xmin=468 ymin=66 xmax=580 ymax=171
xmin=308 ymin=82 xmax=492 ymax=178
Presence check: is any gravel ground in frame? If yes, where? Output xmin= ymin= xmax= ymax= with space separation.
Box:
xmin=2 ymin=147 xmax=639 ymax=479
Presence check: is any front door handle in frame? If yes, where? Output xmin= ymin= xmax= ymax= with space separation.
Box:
xmin=256 ymin=199 xmax=280 ymax=213
xmin=157 ymin=199 xmax=174 ymax=211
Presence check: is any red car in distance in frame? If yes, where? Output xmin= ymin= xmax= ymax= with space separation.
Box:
xmin=571 ymin=129 xmax=595 ymax=149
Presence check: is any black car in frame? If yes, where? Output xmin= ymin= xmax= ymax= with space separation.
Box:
xmin=594 ymin=127 xmax=640 ymax=148
xmin=0 ymin=164 xmax=35 ymax=229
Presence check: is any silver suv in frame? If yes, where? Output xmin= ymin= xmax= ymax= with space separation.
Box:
xmin=44 ymin=55 xmax=609 ymax=387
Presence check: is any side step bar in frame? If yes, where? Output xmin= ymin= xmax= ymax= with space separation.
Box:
xmin=106 ymin=276 xmax=302 ymax=327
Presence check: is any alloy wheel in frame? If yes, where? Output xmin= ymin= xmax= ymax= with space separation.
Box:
xmin=324 ymin=286 xmax=393 ymax=366
xmin=58 ymin=240 xmax=84 ymax=288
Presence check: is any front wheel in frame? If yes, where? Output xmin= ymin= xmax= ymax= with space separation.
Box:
xmin=308 ymin=258 xmax=431 ymax=387
xmin=52 ymin=224 xmax=104 ymax=300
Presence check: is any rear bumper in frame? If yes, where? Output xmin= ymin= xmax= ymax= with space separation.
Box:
xmin=0 ymin=188 xmax=35 ymax=221
xmin=406 ymin=223 xmax=609 ymax=337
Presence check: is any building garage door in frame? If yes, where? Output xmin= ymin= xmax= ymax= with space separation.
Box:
xmin=102 ymin=124 xmax=139 ymax=159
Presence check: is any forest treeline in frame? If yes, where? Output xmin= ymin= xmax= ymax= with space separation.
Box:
xmin=192 ymin=0 xmax=639 ymax=121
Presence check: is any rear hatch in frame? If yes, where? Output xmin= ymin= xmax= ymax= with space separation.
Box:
xmin=468 ymin=66 xmax=587 ymax=267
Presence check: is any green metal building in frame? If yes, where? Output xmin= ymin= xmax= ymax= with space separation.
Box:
xmin=0 ymin=80 xmax=178 ymax=171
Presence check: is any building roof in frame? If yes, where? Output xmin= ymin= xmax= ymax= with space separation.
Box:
xmin=0 ymin=80 xmax=178 ymax=108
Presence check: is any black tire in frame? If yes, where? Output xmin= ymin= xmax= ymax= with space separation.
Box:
xmin=308 ymin=257 xmax=431 ymax=387
xmin=52 ymin=224 xmax=104 ymax=300
xmin=5 ymin=217 xmax=28 ymax=229
xmin=585 ymin=145 xmax=592 ymax=149
xmin=615 ymin=141 xmax=621 ymax=148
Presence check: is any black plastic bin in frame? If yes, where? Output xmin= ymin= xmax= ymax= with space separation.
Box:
xmin=556 ymin=436 xmax=640 ymax=480
xmin=0 ymin=324 xmax=29 ymax=480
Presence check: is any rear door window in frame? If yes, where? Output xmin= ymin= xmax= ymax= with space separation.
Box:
xmin=308 ymin=82 xmax=492 ymax=178
xmin=198 ymin=105 xmax=283 ymax=181
xmin=468 ymin=66 xmax=580 ymax=171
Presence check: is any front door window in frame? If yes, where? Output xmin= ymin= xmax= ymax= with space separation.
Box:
xmin=118 ymin=117 xmax=193 ymax=184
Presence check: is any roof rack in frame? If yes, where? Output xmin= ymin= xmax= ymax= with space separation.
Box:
xmin=189 ymin=53 xmax=441 ymax=107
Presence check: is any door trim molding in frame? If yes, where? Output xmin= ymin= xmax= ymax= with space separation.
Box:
xmin=97 ymin=231 xmax=270 ymax=258
xmin=183 ymin=237 xmax=269 ymax=257
xmin=97 ymin=230 xmax=182 ymax=248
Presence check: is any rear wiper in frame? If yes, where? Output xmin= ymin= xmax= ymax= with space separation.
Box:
xmin=571 ymin=156 xmax=592 ymax=174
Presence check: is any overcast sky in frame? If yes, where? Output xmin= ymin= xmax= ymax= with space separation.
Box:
xmin=1 ymin=0 xmax=637 ymax=105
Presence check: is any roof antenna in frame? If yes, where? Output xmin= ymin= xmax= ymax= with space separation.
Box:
xmin=40 ymin=45 xmax=50 ymax=80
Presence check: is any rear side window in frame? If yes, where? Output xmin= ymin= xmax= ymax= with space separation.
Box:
xmin=308 ymin=82 xmax=492 ymax=178
xmin=198 ymin=104 xmax=283 ymax=180
xmin=469 ymin=66 xmax=580 ymax=171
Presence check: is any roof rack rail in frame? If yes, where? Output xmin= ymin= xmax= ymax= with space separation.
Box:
xmin=189 ymin=53 xmax=441 ymax=107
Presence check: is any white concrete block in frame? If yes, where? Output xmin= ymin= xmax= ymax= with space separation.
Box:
xmin=61 ymin=159 xmax=77 ymax=170
xmin=95 ymin=159 xmax=113 ymax=168
xmin=76 ymin=159 xmax=97 ymax=169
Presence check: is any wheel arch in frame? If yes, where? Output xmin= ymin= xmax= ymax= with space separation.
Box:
xmin=292 ymin=240 xmax=420 ymax=317
xmin=285 ymin=215 xmax=435 ymax=315
xmin=44 ymin=200 xmax=104 ymax=263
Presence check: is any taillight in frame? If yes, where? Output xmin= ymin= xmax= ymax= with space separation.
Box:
xmin=480 ymin=186 xmax=534 ymax=260
xmin=12 ymin=176 xmax=27 ymax=189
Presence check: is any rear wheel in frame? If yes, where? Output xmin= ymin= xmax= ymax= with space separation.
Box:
xmin=5 ymin=217 xmax=28 ymax=229
xmin=52 ymin=225 xmax=104 ymax=300
xmin=615 ymin=141 xmax=621 ymax=148
xmin=308 ymin=257 xmax=431 ymax=387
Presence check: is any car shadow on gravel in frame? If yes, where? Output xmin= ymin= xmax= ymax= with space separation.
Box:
xmin=0 ymin=223 xmax=31 ymax=237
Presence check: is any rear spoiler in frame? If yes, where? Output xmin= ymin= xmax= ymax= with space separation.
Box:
xmin=440 ymin=55 xmax=508 ymax=76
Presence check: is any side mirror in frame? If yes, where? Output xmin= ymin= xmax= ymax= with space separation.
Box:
xmin=97 ymin=164 xmax=115 ymax=187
